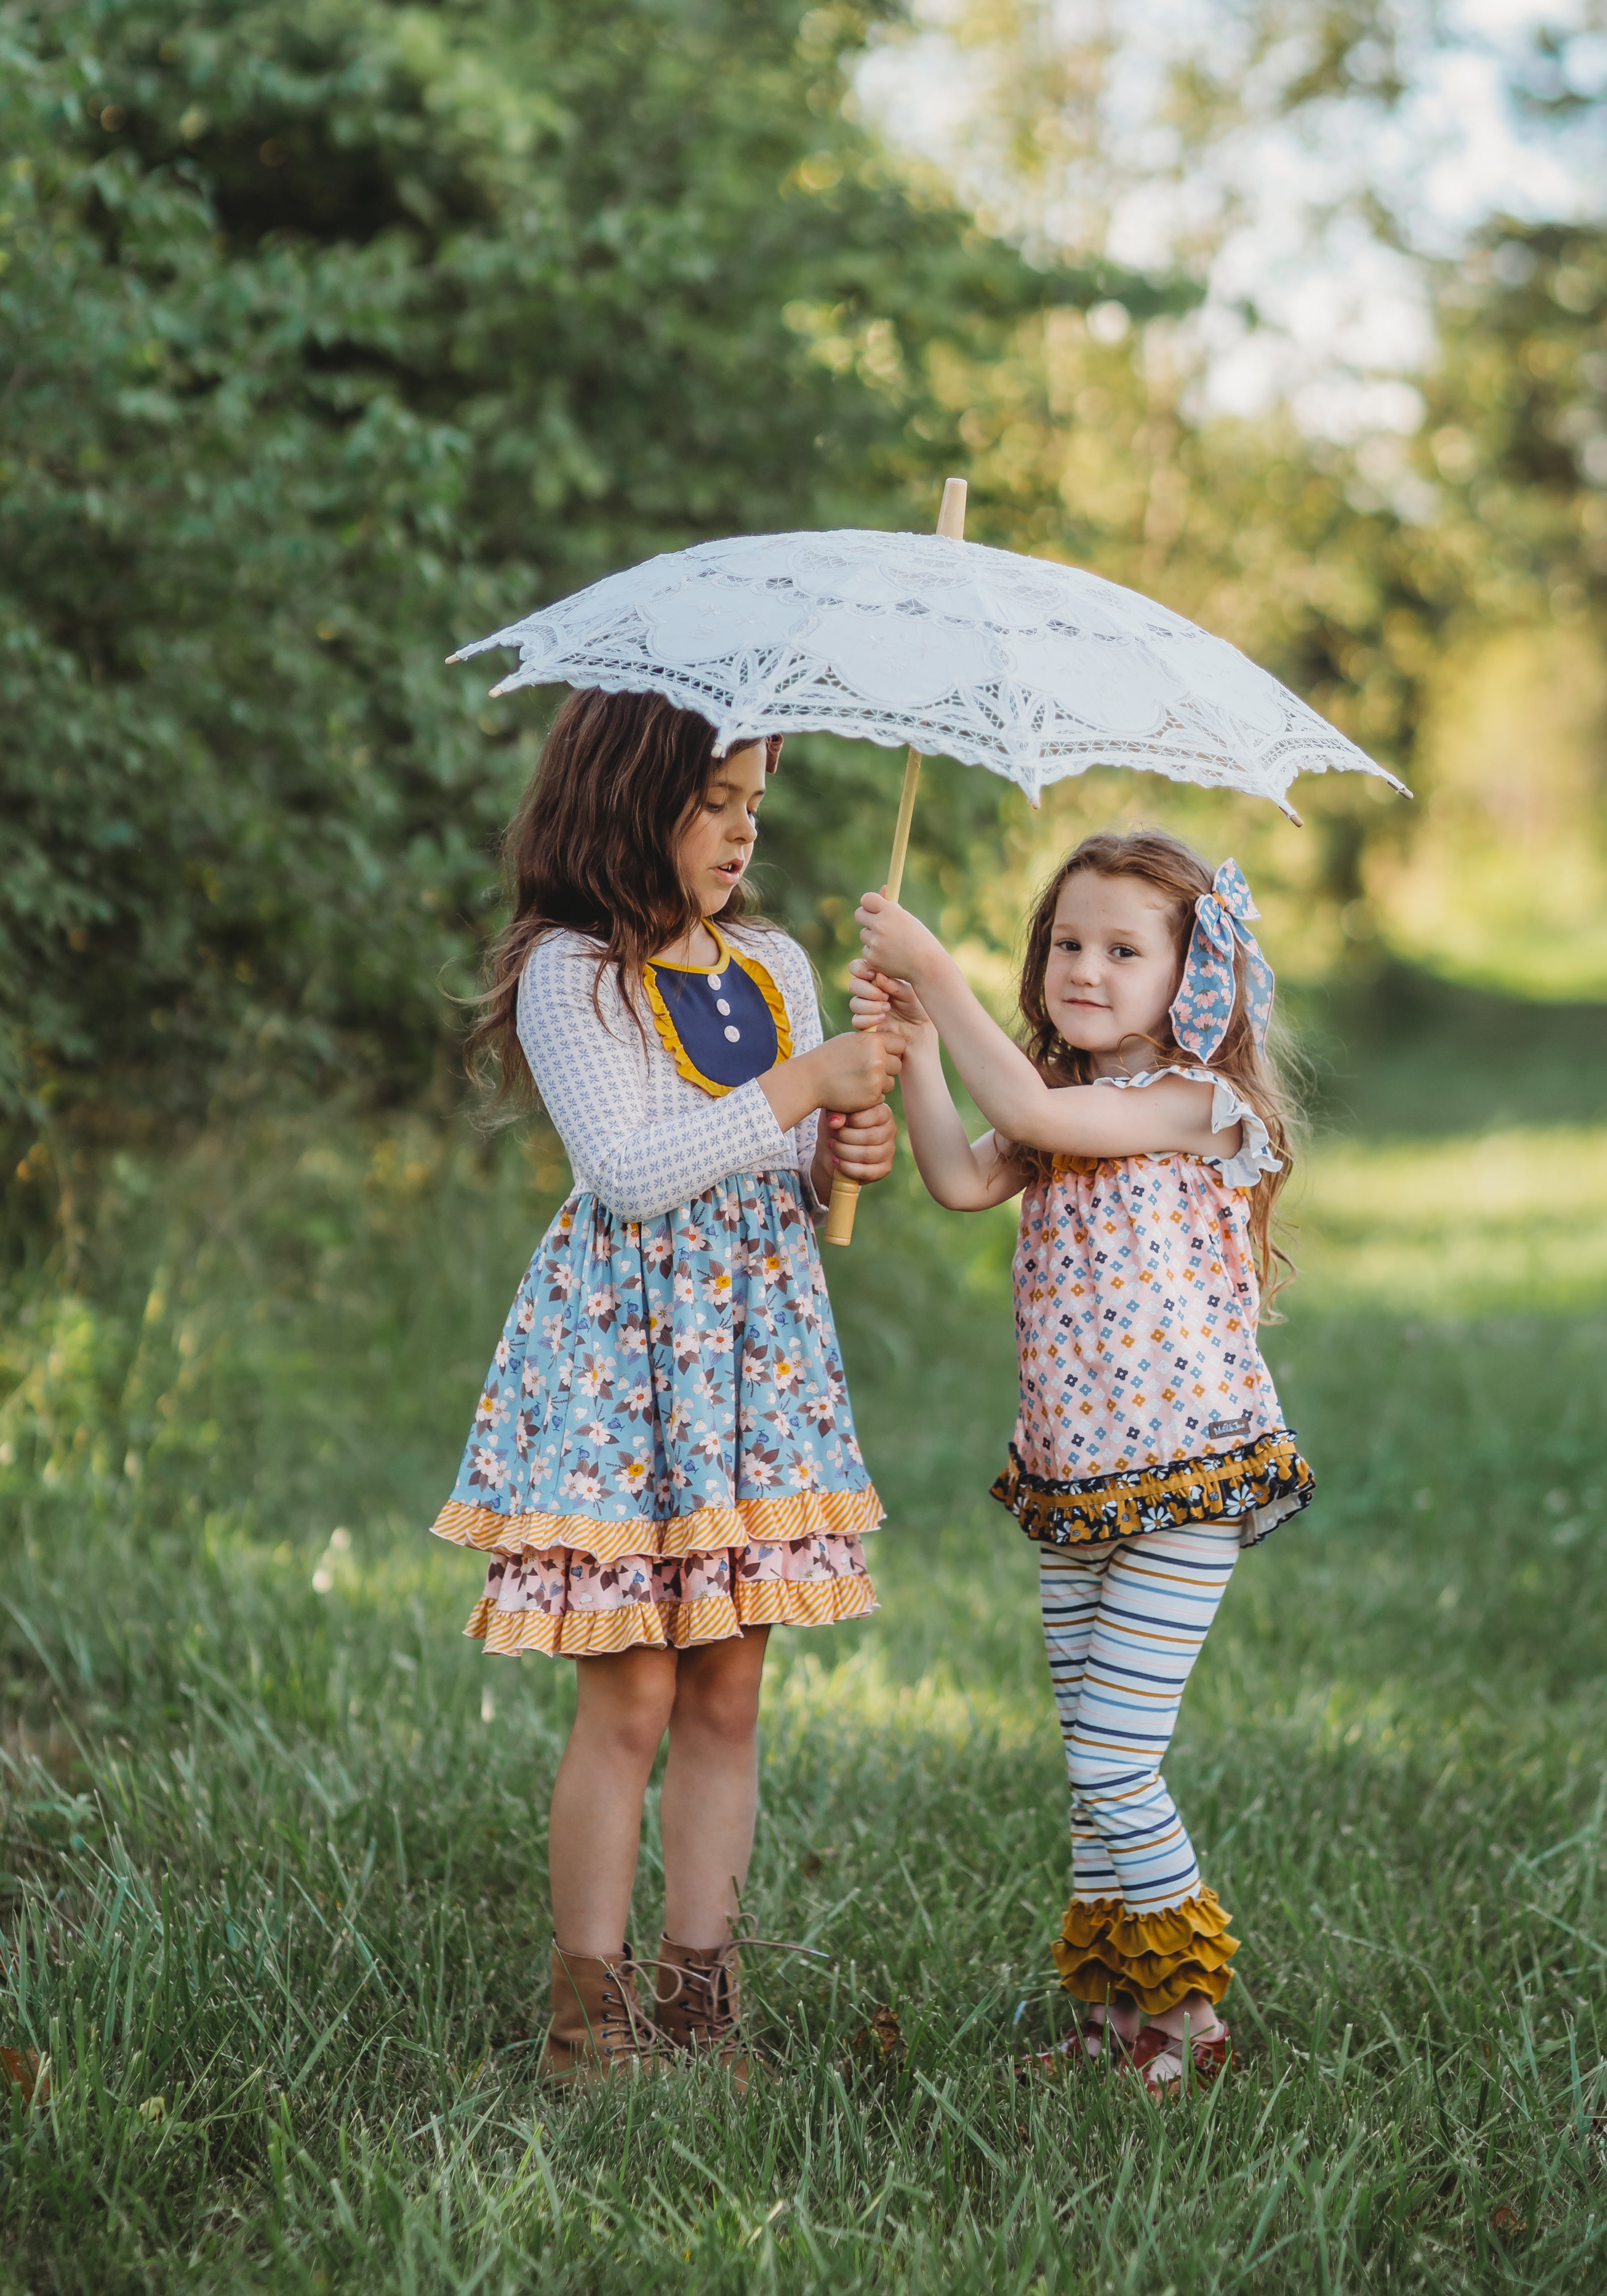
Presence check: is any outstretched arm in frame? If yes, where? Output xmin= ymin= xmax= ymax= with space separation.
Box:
xmin=853 ymin=895 xmax=1232 ymax=1161
xmin=848 ymin=963 xmax=1025 ymax=1210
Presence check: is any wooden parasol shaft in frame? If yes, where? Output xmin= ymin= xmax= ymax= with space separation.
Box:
xmin=824 ymin=475 xmax=967 ymax=1248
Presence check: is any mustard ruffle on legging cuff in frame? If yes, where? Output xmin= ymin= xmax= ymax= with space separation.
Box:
xmin=1051 ymin=1887 xmax=1238 ymax=2014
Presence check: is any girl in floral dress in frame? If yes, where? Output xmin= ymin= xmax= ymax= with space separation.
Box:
xmin=435 ymin=688 xmax=898 ymax=2084
xmin=852 ymin=827 xmax=1312 ymax=2097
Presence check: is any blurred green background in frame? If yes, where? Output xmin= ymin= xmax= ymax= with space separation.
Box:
xmin=4 ymin=2 xmax=1607 ymax=2288
xmin=4 ymin=0 xmax=1604 ymax=1173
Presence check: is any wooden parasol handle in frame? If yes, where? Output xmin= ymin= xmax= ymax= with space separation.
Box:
xmin=824 ymin=476 xmax=968 ymax=1248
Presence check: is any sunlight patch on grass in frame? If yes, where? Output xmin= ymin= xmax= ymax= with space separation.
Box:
xmin=765 ymin=1643 xmax=1042 ymax=1752
xmin=1291 ymin=1124 xmax=1607 ymax=1311
xmin=206 ymin=1511 xmax=478 ymax=1622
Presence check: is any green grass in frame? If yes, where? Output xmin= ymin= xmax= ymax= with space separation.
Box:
xmin=5 ymin=1032 xmax=1607 ymax=2291
xmin=1303 ymin=967 xmax=1607 ymax=1141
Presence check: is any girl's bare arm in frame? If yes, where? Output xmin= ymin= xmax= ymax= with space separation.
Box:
xmin=897 ymin=1030 xmax=1027 ymax=1210
xmin=849 ymin=964 xmax=1024 ymax=1211
xmin=854 ymin=897 xmax=1233 ymax=1161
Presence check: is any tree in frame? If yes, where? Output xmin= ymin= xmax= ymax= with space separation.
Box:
xmin=1 ymin=0 xmax=1175 ymax=1178
xmin=843 ymin=1 xmax=1607 ymax=992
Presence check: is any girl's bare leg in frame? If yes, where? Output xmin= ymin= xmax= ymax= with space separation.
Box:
xmin=1147 ymin=1988 xmax=1225 ymax=2043
xmin=1084 ymin=1997 xmax=1143 ymax=2050
xmin=547 ymin=1646 xmax=679 ymax=1955
xmin=659 ymin=1626 xmax=771 ymax=1948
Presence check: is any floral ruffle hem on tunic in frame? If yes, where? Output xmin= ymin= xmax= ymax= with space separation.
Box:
xmin=993 ymin=1426 xmax=1313 ymax=1548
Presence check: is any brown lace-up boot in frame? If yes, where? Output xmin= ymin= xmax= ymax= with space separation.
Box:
xmin=653 ymin=1934 xmax=752 ymax=2088
xmin=539 ymin=1943 xmax=664 ymax=2085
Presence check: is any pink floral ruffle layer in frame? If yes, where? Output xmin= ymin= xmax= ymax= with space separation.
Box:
xmin=463 ymin=1519 xmax=877 ymax=1658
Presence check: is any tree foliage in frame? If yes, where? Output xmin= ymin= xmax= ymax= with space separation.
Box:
xmin=4 ymin=0 xmax=1602 ymax=1208
xmin=856 ymin=1 xmax=1606 ymax=987
xmin=1 ymin=0 xmax=1175 ymax=1159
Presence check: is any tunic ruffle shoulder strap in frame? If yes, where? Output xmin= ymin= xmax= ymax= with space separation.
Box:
xmin=1090 ymin=1065 xmax=1282 ymax=1191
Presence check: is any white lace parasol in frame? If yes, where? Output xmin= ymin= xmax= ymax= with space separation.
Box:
xmin=454 ymin=527 xmax=1405 ymax=816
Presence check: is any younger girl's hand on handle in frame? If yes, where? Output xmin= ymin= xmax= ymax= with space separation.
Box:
xmin=847 ymin=959 xmax=891 ymax=1033
xmin=854 ymin=891 xmax=948 ymax=988
xmin=848 ymin=955 xmax=932 ymax=1023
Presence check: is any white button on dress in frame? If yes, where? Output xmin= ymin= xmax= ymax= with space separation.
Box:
xmin=723 ymin=1025 xmax=741 ymax=1043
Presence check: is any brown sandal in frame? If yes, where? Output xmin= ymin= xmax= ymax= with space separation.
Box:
xmin=1126 ymin=2021 xmax=1232 ymax=2098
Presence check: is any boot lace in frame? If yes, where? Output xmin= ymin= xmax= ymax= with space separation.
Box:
xmin=662 ymin=1924 xmax=828 ymax=2048
xmin=593 ymin=1946 xmax=674 ymax=2064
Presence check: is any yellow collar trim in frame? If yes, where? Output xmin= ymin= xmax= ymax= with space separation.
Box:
xmin=647 ymin=920 xmax=738 ymax=975
xmin=642 ymin=924 xmax=793 ymax=1098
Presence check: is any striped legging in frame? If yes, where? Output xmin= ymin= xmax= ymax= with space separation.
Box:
xmin=1040 ymin=1522 xmax=1238 ymax=1914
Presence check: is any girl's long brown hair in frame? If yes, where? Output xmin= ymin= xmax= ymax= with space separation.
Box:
xmin=1017 ymin=826 xmax=1298 ymax=1305
xmin=467 ymin=688 xmax=772 ymax=1108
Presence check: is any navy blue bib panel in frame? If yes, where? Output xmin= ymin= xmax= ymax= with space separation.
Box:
xmin=643 ymin=930 xmax=791 ymax=1097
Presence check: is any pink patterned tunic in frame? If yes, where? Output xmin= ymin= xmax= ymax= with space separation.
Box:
xmin=991 ymin=1067 xmax=1313 ymax=1548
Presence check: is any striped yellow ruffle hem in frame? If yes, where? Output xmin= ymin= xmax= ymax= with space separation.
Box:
xmin=431 ymin=1483 xmax=884 ymax=1564
xmin=1051 ymin=1887 xmax=1239 ymax=2014
xmin=467 ymin=1568 xmax=878 ymax=1658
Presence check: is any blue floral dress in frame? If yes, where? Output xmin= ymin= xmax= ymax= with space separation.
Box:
xmin=432 ymin=924 xmax=880 ymax=1658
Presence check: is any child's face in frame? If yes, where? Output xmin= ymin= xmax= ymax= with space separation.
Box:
xmin=676 ymin=743 xmax=768 ymax=916
xmin=1042 ymin=870 xmax=1184 ymax=1068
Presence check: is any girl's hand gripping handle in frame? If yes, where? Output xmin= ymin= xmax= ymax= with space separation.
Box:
xmin=804 ymin=1027 xmax=899 ymax=1247
xmin=760 ymin=1028 xmax=895 ymax=1129
xmin=758 ymin=1029 xmax=900 ymax=1234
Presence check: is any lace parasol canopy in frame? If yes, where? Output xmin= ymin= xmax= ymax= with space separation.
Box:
xmin=453 ymin=528 xmax=1405 ymax=816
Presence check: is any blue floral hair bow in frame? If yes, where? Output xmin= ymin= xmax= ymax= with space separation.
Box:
xmin=1168 ymin=859 xmax=1274 ymax=1062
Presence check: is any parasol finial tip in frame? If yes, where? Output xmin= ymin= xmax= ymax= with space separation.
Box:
xmin=937 ymin=477 xmax=968 ymax=540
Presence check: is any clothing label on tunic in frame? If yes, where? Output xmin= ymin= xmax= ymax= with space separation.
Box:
xmin=1205 ymin=1414 xmax=1251 ymax=1441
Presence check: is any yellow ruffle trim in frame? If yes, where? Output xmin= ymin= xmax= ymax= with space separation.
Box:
xmin=1051 ymin=1888 xmax=1239 ymax=2015
xmin=432 ymin=1484 xmax=883 ymax=1564
xmin=466 ymin=1568 xmax=878 ymax=1659
xmin=641 ymin=923 xmax=792 ymax=1099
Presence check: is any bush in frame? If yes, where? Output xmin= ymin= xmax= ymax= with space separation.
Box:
xmin=0 ymin=0 xmax=1155 ymax=1170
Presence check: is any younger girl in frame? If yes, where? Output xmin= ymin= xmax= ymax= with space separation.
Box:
xmin=853 ymin=828 xmax=1312 ymax=2095
xmin=434 ymin=689 xmax=898 ymax=2084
